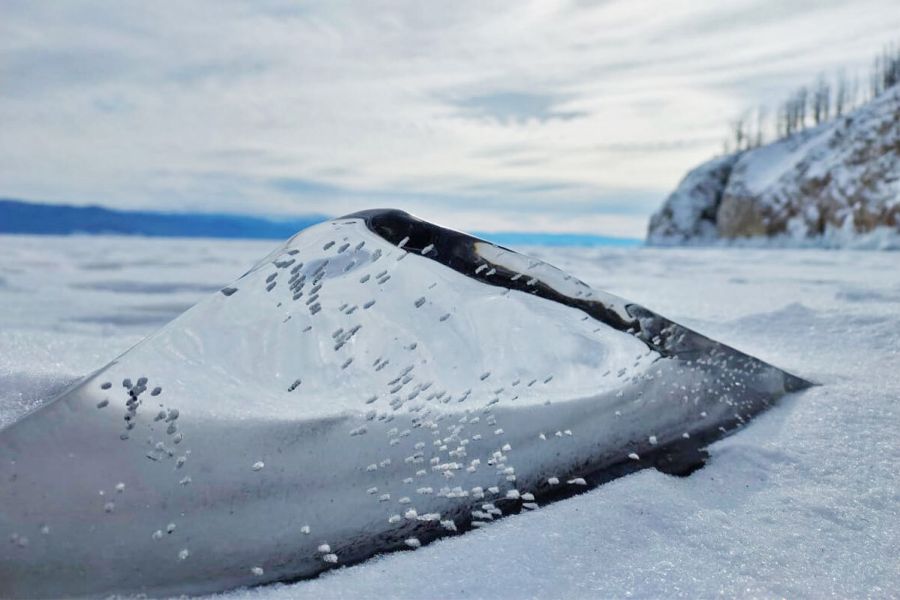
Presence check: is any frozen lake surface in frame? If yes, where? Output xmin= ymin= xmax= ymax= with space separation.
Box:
xmin=0 ymin=234 xmax=897 ymax=599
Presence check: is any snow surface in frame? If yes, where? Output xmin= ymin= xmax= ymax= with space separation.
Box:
xmin=1 ymin=235 xmax=897 ymax=598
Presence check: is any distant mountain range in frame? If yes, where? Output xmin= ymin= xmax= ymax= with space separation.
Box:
xmin=0 ymin=198 xmax=641 ymax=247
xmin=0 ymin=199 xmax=327 ymax=239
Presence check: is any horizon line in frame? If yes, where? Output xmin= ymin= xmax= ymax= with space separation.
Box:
xmin=0 ymin=197 xmax=643 ymax=246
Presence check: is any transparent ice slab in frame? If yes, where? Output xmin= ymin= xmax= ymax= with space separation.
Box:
xmin=0 ymin=210 xmax=810 ymax=598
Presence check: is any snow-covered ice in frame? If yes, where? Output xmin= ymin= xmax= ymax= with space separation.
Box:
xmin=0 ymin=235 xmax=897 ymax=598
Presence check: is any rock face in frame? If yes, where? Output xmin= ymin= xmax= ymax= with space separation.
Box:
xmin=648 ymin=87 xmax=900 ymax=247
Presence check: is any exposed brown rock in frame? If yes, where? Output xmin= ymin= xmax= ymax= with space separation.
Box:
xmin=648 ymin=87 xmax=900 ymax=246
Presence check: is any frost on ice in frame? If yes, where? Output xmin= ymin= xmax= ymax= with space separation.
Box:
xmin=0 ymin=209 xmax=809 ymax=598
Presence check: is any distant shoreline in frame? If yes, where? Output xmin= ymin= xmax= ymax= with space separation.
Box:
xmin=0 ymin=199 xmax=641 ymax=247
xmin=0 ymin=198 xmax=327 ymax=240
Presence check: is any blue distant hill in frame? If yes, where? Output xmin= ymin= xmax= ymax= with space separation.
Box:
xmin=0 ymin=198 xmax=641 ymax=246
xmin=0 ymin=199 xmax=328 ymax=239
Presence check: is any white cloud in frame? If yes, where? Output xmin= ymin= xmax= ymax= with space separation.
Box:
xmin=0 ymin=0 xmax=898 ymax=238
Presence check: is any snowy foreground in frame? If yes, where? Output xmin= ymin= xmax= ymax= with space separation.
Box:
xmin=0 ymin=235 xmax=897 ymax=598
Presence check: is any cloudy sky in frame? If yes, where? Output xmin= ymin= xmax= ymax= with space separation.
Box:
xmin=2 ymin=0 xmax=898 ymax=237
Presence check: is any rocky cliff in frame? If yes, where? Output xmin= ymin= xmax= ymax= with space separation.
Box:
xmin=648 ymin=87 xmax=900 ymax=248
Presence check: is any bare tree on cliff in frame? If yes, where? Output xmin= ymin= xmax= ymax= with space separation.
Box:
xmin=722 ymin=40 xmax=899 ymax=154
xmin=834 ymin=71 xmax=849 ymax=117
xmin=812 ymin=75 xmax=831 ymax=125
xmin=754 ymin=106 xmax=767 ymax=148
xmin=730 ymin=114 xmax=746 ymax=151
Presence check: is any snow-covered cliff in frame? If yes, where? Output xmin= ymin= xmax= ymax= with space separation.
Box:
xmin=648 ymin=87 xmax=900 ymax=248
